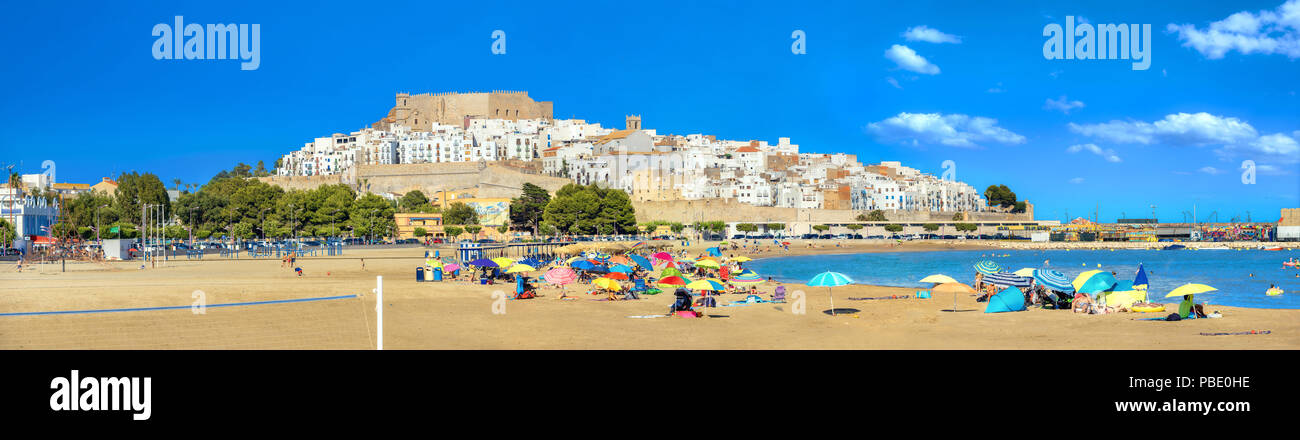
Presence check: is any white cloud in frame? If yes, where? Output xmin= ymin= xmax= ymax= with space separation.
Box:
xmin=1251 ymin=132 xmax=1300 ymax=155
xmin=902 ymin=25 xmax=962 ymax=44
xmin=1167 ymin=0 xmax=1300 ymax=59
xmin=1066 ymin=143 xmax=1122 ymax=162
xmin=1068 ymin=112 xmax=1259 ymax=146
xmin=886 ymin=77 xmax=902 ymax=89
xmin=1044 ymin=96 xmax=1085 ymax=114
xmin=987 ymin=82 xmax=1005 ymax=93
xmin=1199 ymin=166 xmax=1223 ymax=175
xmin=885 ymin=44 xmax=940 ymax=75
xmin=1069 ymin=177 xmax=1085 ymax=184
xmin=866 ymin=112 xmax=1026 ymax=148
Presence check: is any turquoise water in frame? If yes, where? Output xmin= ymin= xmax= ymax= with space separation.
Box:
xmin=745 ymin=249 xmax=1300 ymax=310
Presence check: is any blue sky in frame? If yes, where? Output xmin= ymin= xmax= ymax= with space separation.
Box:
xmin=1 ymin=0 xmax=1297 ymax=222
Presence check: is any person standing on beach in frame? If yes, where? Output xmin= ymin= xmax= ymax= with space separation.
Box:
xmin=361 ymin=258 xmax=366 ymax=271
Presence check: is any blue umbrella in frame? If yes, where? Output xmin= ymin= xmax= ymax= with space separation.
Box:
xmin=571 ymin=260 xmax=594 ymax=270
xmin=1077 ymin=271 xmax=1119 ymax=295
xmin=628 ymin=254 xmax=652 ymax=270
xmin=519 ymin=258 xmax=542 ymax=267
xmin=1133 ymin=264 xmax=1149 ymax=289
xmin=706 ymin=247 xmax=722 ymax=257
xmin=609 ymin=264 xmax=634 ymax=274
xmin=974 ymin=260 xmax=1003 ymax=276
xmin=1033 ymin=269 xmax=1075 ymax=293
xmin=589 ymin=265 xmax=609 ymax=274
xmin=808 ymin=271 xmax=853 ymax=316
xmin=469 ymin=258 xmax=498 ymax=268
xmin=983 ymin=272 xmax=1033 ymax=288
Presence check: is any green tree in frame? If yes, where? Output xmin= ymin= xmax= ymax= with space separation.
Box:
xmin=984 ymin=185 xmax=1017 ymax=209
xmin=812 ymin=224 xmax=830 ymax=233
xmin=955 ymin=223 xmax=978 ymax=233
xmin=669 ymin=222 xmax=685 ymax=235
xmin=538 ymin=222 xmax=557 ymax=236
xmin=846 ymin=224 xmax=864 ymax=233
xmin=444 ymin=226 xmax=464 ymax=239
xmin=884 ymin=224 xmax=904 ymax=233
xmin=736 ymin=223 xmax=758 ymax=234
xmin=923 ymin=223 xmax=940 ymax=232
xmin=496 ymin=225 xmax=508 ymax=234
xmin=443 ymin=202 xmax=479 ymax=225
xmin=465 ymin=225 xmax=483 ymax=238
xmin=542 ymin=183 xmax=637 ymax=235
xmin=509 ymin=183 xmax=551 ymax=235
xmin=413 ymin=227 xmax=427 ymax=237
xmin=765 ymin=223 xmax=784 ymax=232
xmin=952 ymin=212 xmax=964 ymax=221
xmin=0 ymin=218 xmax=15 ymax=245
xmin=114 ymin=171 xmax=172 ymax=225
xmin=399 ymin=190 xmax=432 ymax=213
xmin=858 ymin=210 xmax=888 ymax=222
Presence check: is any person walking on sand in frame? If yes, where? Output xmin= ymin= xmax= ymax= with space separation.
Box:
xmin=361 ymin=258 xmax=366 ymax=271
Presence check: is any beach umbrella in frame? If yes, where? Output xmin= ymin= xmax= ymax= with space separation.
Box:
xmin=1033 ymin=269 xmax=1074 ymax=293
xmin=519 ymin=258 xmax=542 ymax=267
xmin=695 ymin=259 xmax=721 ymax=269
xmin=566 ymin=256 xmax=585 ymax=264
xmin=934 ymin=282 xmax=977 ymax=312
xmin=628 ymin=254 xmax=652 ymax=270
xmin=652 ymin=252 xmax=674 ymax=262
xmin=661 ymin=267 xmax=683 ymax=278
xmin=588 ymin=264 xmax=609 ymax=273
xmin=657 ymin=276 xmax=689 ymax=287
xmin=1012 ymin=267 xmax=1037 ymax=277
xmin=1075 ymin=271 xmax=1119 ymax=295
xmin=719 ymin=241 xmax=729 ymax=246
xmin=505 ymin=264 xmax=535 ymax=274
xmin=918 ymin=274 xmax=959 ymax=284
xmin=469 ymin=258 xmax=498 ymax=268
xmin=686 ymin=279 xmax=725 ymax=291
xmin=1133 ymin=264 xmax=1150 ymax=290
xmin=730 ymin=256 xmax=753 ymax=262
xmin=442 ymin=263 xmax=461 ymax=273
xmin=1070 ymin=270 xmax=1103 ymax=292
xmin=706 ymin=247 xmax=722 ymax=257
xmin=609 ymin=255 xmax=633 ymax=266
xmin=631 ymin=241 xmax=645 ymax=250
xmin=974 ymin=261 xmax=1003 ymax=276
xmin=492 ymin=257 xmax=515 ymax=267
xmin=983 ymin=272 xmax=1033 ymax=288
xmin=592 ymin=277 xmax=622 ymax=291
xmin=729 ymin=273 xmax=765 ymax=284
xmin=1163 ymin=283 xmax=1217 ymax=298
xmin=571 ymin=260 xmax=594 ymax=271
xmin=807 ymin=271 xmax=853 ymax=316
xmin=609 ymin=264 xmax=635 ymax=274
xmin=604 ymin=272 xmax=630 ymax=281
xmin=1099 ymin=280 xmax=1144 ymax=308
xmin=543 ymin=267 xmax=576 ymax=286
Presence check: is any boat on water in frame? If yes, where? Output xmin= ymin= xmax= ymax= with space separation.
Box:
xmin=1161 ymin=244 xmax=1187 ymax=251
xmin=1259 ymin=246 xmax=1283 ymax=251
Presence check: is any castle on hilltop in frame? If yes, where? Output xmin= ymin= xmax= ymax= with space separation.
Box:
xmin=372 ymin=90 xmax=554 ymax=131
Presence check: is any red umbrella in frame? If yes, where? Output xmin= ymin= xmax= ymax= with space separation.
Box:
xmin=658 ymin=276 xmax=688 ymax=286
xmin=652 ymin=252 xmax=673 ymax=261
xmin=603 ymin=272 xmax=629 ymax=281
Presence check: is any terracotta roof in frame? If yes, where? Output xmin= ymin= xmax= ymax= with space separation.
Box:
xmin=595 ymin=129 xmax=637 ymax=144
xmin=735 ymin=146 xmax=760 ymax=153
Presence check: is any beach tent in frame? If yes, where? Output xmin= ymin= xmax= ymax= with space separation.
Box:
xmin=984 ymin=287 xmax=1027 ymax=313
xmin=706 ymin=247 xmax=722 ymax=257
xmin=1133 ymin=264 xmax=1149 ymax=290
xmin=1098 ymin=280 xmax=1144 ymax=308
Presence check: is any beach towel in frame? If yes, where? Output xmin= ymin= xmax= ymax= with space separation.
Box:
xmin=626 ymin=314 xmax=670 ymax=319
xmin=1199 ymin=330 xmax=1269 ymax=336
xmin=848 ymin=295 xmax=912 ymax=300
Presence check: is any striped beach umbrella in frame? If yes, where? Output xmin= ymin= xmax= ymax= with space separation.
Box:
xmin=983 ymin=272 xmax=1033 ymax=288
xmin=685 ymin=279 xmax=726 ymax=291
xmin=729 ymin=273 xmax=764 ymax=284
xmin=661 ymin=267 xmax=683 ymax=278
xmin=1033 ymin=269 xmax=1074 ymax=293
xmin=543 ymin=267 xmax=576 ymax=286
xmin=1012 ymin=267 xmax=1037 ymax=277
xmin=808 ymin=271 xmax=853 ymax=316
xmin=695 ymin=259 xmax=721 ymax=269
xmin=657 ymin=276 xmax=690 ymax=287
xmin=974 ymin=261 xmax=1003 ymax=276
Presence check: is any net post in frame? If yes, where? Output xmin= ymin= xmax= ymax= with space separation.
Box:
xmin=375 ymin=275 xmax=383 ymax=350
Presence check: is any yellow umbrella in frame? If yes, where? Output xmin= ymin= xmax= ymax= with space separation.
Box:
xmin=592 ymin=277 xmax=622 ymax=291
xmin=730 ymin=256 xmax=753 ymax=262
xmin=492 ymin=257 xmax=515 ymax=267
xmin=1164 ymin=283 xmax=1217 ymax=298
xmin=1071 ymin=270 xmax=1104 ymax=292
xmin=918 ymin=274 xmax=959 ymax=284
xmin=505 ymin=264 xmax=535 ymax=274
xmin=685 ymin=279 xmax=725 ymax=291
xmin=1012 ymin=268 xmax=1036 ymax=277
xmin=426 ymin=259 xmax=442 ymax=268
xmin=695 ymin=259 xmax=721 ymax=269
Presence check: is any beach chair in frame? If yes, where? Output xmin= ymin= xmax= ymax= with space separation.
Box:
xmin=772 ymin=286 xmax=786 ymax=302
xmin=630 ymin=278 xmax=648 ymax=294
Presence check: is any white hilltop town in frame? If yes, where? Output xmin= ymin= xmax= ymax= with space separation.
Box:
xmin=276 ymin=91 xmax=990 ymax=213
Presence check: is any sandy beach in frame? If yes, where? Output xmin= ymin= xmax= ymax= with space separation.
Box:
xmin=1 ymin=241 xmax=1296 ymax=350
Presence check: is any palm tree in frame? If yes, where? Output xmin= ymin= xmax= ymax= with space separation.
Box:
xmin=172 ymin=178 xmax=182 ymax=192
xmin=6 ymin=169 xmax=21 ymax=244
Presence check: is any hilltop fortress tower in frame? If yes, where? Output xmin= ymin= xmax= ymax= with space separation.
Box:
xmin=372 ymin=90 xmax=554 ymax=131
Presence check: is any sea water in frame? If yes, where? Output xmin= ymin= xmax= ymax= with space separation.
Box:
xmin=745 ymin=249 xmax=1300 ymax=310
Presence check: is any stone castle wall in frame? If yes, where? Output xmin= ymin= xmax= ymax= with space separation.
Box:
xmin=631 ymin=199 xmax=1035 ymax=224
xmin=376 ymin=91 xmax=553 ymax=131
xmin=258 ymin=162 xmax=571 ymax=199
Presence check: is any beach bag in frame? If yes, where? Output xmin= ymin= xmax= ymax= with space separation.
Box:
xmin=1165 ymin=313 xmax=1181 ymax=321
